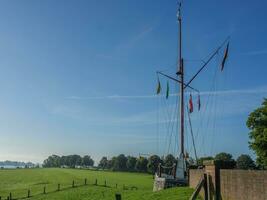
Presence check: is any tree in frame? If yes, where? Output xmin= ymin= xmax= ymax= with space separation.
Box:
xmin=135 ymin=157 xmax=148 ymax=172
xmin=126 ymin=156 xmax=137 ymax=172
xmin=215 ymin=152 xmax=236 ymax=169
xmin=99 ymin=157 xmax=108 ymax=169
xmin=43 ymin=155 xmax=61 ymax=168
xmin=113 ymin=154 xmax=127 ymax=171
xmin=164 ymin=154 xmax=176 ymax=167
xmin=247 ymin=98 xmax=267 ymax=169
xmin=197 ymin=156 xmax=213 ymax=166
xmin=82 ymin=155 xmax=94 ymax=167
xmin=215 ymin=152 xmax=233 ymax=161
xmin=236 ymin=154 xmax=256 ymax=170
xmin=147 ymin=155 xmax=162 ymax=174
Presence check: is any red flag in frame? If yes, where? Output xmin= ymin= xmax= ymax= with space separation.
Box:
xmin=221 ymin=42 xmax=229 ymax=71
xmin=189 ymin=94 xmax=193 ymax=113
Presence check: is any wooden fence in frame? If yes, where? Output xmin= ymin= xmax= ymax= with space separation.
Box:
xmin=0 ymin=178 xmax=133 ymax=200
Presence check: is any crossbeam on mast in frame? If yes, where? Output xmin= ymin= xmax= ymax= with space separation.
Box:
xmin=157 ymin=71 xmax=199 ymax=93
xmin=184 ymin=36 xmax=230 ymax=89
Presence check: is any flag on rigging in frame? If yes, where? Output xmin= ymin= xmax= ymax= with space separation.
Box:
xmin=156 ymin=78 xmax=161 ymax=94
xmin=189 ymin=94 xmax=193 ymax=113
xmin=197 ymin=94 xmax=201 ymax=111
xmin=221 ymin=42 xmax=229 ymax=71
xmin=166 ymin=81 xmax=169 ymax=99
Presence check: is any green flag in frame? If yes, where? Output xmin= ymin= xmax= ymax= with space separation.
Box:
xmin=156 ymin=78 xmax=161 ymax=94
xmin=166 ymin=81 xmax=169 ymax=99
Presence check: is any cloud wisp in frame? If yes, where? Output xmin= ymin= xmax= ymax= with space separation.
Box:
xmin=66 ymin=86 xmax=267 ymax=101
xmin=240 ymin=49 xmax=267 ymax=56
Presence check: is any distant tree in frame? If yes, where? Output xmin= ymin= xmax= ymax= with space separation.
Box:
xmin=43 ymin=155 xmax=61 ymax=168
xmin=60 ymin=156 xmax=67 ymax=167
xmin=164 ymin=154 xmax=176 ymax=167
xmin=197 ymin=156 xmax=213 ymax=166
xmin=215 ymin=152 xmax=236 ymax=169
xmin=82 ymin=155 xmax=94 ymax=167
xmin=113 ymin=154 xmax=127 ymax=171
xmin=126 ymin=156 xmax=137 ymax=172
xmin=135 ymin=157 xmax=148 ymax=172
xmin=99 ymin=157 xmax=108 ymax=169
xmin=247 ymin=98 xmax=267 ymax=169
xmin=69 ymin=155 xmax=82 ymax=168
xmin=147 ymin=155 xmax=162 ymax=174
xmin=215 ymin=152 xmax=233 ymax=161
xmin=236 ymin=154 xmax=256 ymax=170
xmin=107 ymin=159 xmax=114 ymax=169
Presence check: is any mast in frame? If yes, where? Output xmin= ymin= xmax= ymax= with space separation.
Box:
xmin=177 ymin=3 xmax=184 ymax=158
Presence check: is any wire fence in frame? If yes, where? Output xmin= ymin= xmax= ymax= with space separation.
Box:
xmin=0 ymin=178 xmax=136 ymax=200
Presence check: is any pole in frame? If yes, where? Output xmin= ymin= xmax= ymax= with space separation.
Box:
xmin=177 ymin=3 xmax=184 ymax=158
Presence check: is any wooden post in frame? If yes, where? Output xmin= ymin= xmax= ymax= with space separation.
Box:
xmin=27 ymin=189 xmax=30 ymax=198
xmin=43 ymin=186 xmax=46 ymax=194
xmin=72 ymin=180 xmax=75 ymax=188
xmin=85 ymin=178 xmax=87 ymax=185
xmin=104 ymin=180 xmax=107 ymax=187
xmin=58 ymin=183 xmax=60 ymax=191
xmin=159 ymin=163 xmax=162 ymax=177
xmin=9 ymin=192 xmax=11 ymax=200
xmin=115 ymin=193 xmax=121 ymax=200
xmin=203 ymin=173 xmax=208 ymax=200
xmin=95 ymin=179 xmax=97 ymax=185
xmin=116 ymin=183 xmax=118 ymax=188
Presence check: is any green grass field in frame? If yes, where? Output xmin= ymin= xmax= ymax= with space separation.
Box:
xmin=0 ymin=168 xmax=199 ymax=200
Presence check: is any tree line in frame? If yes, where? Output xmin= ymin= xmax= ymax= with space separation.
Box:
xmin=43 ymin=155 xmax=94 ymax=168
xmin=97 ymin=152 xmax=257 ymax=173
xmin=98 ymin=154 xmax=176 ymax=174
xmin=42 ymin=152 xmax=257 ymax=172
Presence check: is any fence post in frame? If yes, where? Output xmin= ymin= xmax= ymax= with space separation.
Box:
xmin=95 ymin=179 xmax=98 ymax=185
xmin=58 ymin=183 xmax=60 ymax=191
xmin=27 ymin=189 xmax=30 ymax=198
xmin=115 ymin=193 xmax=122 ymax=200
xmin=116 ymin=183 xmax=118 ymax=188
xmin=9 ymin=192 xmax=12 ymax=200
xmin=72 ymin=180 xmax=75 ymax=188
xmin=43 ymin=186 xmax=46 ymax=194
xmin=85 ymin=178 xmax=87 ymax=185
xmin=104 ymin=180 xmax=107 ymax=187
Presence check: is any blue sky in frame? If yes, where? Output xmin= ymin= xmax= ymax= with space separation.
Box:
xmin=0 ymin=0 xmax=266 ymax=163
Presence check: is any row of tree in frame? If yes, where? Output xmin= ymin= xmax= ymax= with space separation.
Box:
xmin=197 ymin=153 xmax=257 ymax=170
xmin=98 ymin=154 xmax=176 ymax=174
xmin=43 ymin=155 xmax=94 ymax=168
xmin=42 ymin=153 xmax=257 ymax=171
xmin=97 ymin=152 xmax=257 ymax=173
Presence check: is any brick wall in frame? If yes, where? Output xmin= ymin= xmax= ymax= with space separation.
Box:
xmin=189 ymin=169 xmax=205 ymax=197
xmin=220 ymin=170 xmax=267 ymax=200
xmin=189 ymin=168 xmax=267 ymax=200
xmin=189 ymin=169 xmax=204 ymax=188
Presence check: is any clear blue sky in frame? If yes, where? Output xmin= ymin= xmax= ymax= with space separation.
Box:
xmin=0 ymin=0 xmax=266 ymax=163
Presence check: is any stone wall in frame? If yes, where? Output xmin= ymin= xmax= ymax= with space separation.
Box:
xmin=189 ymin=169 xmax=205 ymax=197
xmin=189 ymin=167 xmax=267 ymax=200
xmin=189 ymin=169 xmax=204 ymax=188
xmin=220 ymin=170 xmax=267 ymax=200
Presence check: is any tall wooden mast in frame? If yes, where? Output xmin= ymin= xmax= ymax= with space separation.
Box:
xmin=177 ymin=3 xmax=184 ymax=158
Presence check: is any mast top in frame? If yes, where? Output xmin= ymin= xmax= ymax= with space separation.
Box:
xmin=177 ymin=2 xmax=182 ymax=22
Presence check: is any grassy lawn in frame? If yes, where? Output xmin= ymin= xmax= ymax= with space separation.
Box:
xmin=0 ymin=168 xmax=199 ymax=200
